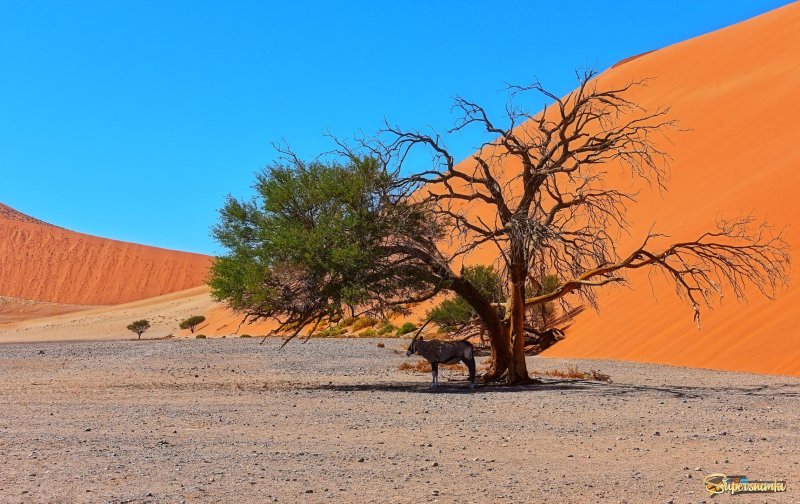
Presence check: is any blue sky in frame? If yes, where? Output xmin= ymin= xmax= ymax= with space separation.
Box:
xmin=0 ymin=0 xmax=792 ymax=255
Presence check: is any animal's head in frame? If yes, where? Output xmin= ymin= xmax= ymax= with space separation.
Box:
xmin=406 ymin=335 xmax=423 ymax=356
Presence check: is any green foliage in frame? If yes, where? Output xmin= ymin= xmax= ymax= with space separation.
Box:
xmin=208 ymin=155 xmax=437 ymax=334
xmin=315 ymin=326 xmax=348 ymax=338
xmin=526 ymin=273 xmax=562 ymax=327
xmin=377 ymin=322 xmax=396 ymax=335
xmin=396 ymin=322 xmax=417 ymax=336
xmin=427 ymin=265 xmax=503 ymax=331
xmin=126 ymin=319 xmax=151 ymax=339
xmin=351 ymin=317 xmax=378 ymax=331
xmin=427 ymin=298 xmax=474 ymax=331
xmin=339 ymin=317 xmax=357 ymax=327
xmin=179 ymin=315 xmax=206 ymax=333
xmin=360 ymin=328 xmax=377 ymax=338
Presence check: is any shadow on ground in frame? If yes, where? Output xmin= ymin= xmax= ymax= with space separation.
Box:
xmin=293 ymin=379 xmax=800 ymax=399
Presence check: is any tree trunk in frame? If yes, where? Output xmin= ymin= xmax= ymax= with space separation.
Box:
xmin=449 ymin=276 xmax=509 ymax=381
xmin=506 ymin=264 xmax=529 ymax=384
xmin=482 ymin=319 xmax=511 ymax=381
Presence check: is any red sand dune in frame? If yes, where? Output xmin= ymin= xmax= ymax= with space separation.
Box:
xmin=0 ymin=205 xmax=211 ymax=306
xmin=537 ymin=2 xmax=800 ymax=375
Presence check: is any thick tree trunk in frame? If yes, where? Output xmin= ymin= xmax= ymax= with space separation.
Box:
xmin=449 ymin=276 xmax=509 ymax=381
xmin=482 ymin=319 xmax=511 ymax=381
xmin=506 ymin=263 xmax=529 ymax=384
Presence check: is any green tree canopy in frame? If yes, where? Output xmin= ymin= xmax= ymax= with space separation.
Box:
xmin=179 ymin=315 xmax=206 ymax=333
xmin=127 ymin=319 xmax=150 ymax=340
xmin=427 ymin=265 xmax=503 ymax=331
xmin=208 ymin=155 xmax=439 ymax=342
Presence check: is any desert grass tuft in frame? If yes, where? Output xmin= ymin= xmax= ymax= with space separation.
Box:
xmin=531 ymin=365 xmax=611 ymax=382
xmin=398 ymin=361 xmax=465 ymax=373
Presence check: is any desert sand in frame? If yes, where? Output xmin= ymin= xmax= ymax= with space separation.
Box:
xmin=0 ymin=287 xmax=215 ymax=343
xmin=0 ymin=337 xmax=797 ymax=503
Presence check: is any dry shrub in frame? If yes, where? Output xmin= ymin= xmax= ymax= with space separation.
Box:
xmin=339 ymin=317 xmax=357 ymax=327
xmin=531 ymin=365 xmax=611 ymax=382
xmin=377 ymin=343 xmax=385 ymax=348
xmin=351 ymin=317 xmax=378 ymax=331
xmin=398 ymin=361 xmax=465 ymax=373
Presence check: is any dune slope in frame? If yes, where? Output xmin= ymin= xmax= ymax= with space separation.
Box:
xmin=0 ymin=206 xmax=211 ymax=306
xmin=539 ymin=2 xmax=800 ymax=375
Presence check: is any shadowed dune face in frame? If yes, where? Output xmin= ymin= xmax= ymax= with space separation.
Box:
xmin=538 ymin=2 xmax=800 ymax=375
xmin=0 ymin=206 xmax=211 ymax=306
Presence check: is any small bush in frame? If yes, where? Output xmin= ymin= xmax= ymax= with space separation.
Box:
xmin=377 ymin=323 xmax=396 ymax=336
xmin=360 ymin=328 xmax=377 ymax=338
xmin=339 ymin=317 xmax=357 ymax=327
xmin=195 ymin=334 xmax=207 ymax=339
xmin=179 ymin=315 xmax=206 ymax=333
xmin=427 ymin=298 xmax=473 ymax=331
xmin=377 ymin=343 xmax=385 ymax=348
xmin=396 ymin=322 xmax=417 ymax=336
xmin=398 ymin=361 xmax=464 ymax=373
xmin=351 ymin=317 xmax=378 ymax=331
xmin=316 ymin=326 xmax=348 ymax=338
xmin=126 ymin=319 xmax=150 ymax=340
xmin=240 ymin=334 xmax=252 ymax=338
xmin=530 ymin=365 xmax=611 ymax=383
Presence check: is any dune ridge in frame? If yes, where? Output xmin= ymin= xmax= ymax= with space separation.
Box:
xmin=0 ymin=202 xmax=55 ymax=227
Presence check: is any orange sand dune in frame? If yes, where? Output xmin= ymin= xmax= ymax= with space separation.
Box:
xmin=0 ymin=204 xmax=211 ymax=306
xmin=538 ymin=2 xmax=800 ymax=375
xmin=0 ymin=296 xmax=94 ymax=324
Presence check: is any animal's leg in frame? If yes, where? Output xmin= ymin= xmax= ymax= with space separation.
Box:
xmin=464 ymin=356 xmax=476 ymax=389
xmin=430 ymin=362 xmax=438 ymax=389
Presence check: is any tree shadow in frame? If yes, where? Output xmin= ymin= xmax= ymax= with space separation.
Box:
xmin=296 ymin=378 xmax=800 ymax=399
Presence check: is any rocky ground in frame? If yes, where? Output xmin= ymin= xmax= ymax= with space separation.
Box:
xmin=0 ymin=337 xmax=798 ymax=503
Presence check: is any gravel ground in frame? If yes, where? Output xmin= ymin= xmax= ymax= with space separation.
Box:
xmin=0 ymin=337 xmax=798 ymax=503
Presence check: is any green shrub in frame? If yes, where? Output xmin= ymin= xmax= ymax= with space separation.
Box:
xmin=316 ymin=326 xmax=348 ymax=338
xmin=351 ymin=317 xmax=378 ymax=331
xmin=360 ymin=328 xmax=377 ymax=338
xmin=396 ymin=322 xmax=417 ymax=336
xmin=339 ymin=317 xmax=357 ymax=327
xmin=126 ymin=319 xmax=151 ymax=340
xmin=240 ymin=334 xmax=252 ymax=338
xmin=195 ymin=334 xmax=207 ymax=339
xmin=427 ymin=298 xmax=474 ymax=331
xmin=426 ymin=265 xmax=503 ymax=332
xmin=179 ymin=315 xmax=206 ymax=333
xmin=377 ymin=322 xmax=396 ymax=335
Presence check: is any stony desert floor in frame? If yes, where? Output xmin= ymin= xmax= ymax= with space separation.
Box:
xmin=0 ymin=338 xmax=798 ymax=504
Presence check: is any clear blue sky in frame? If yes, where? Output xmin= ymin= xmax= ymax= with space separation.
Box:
xmin=0 ymin=0 xmax=792 ymax=255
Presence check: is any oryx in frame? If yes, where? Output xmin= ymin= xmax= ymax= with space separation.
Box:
xmin=406 ymin=334 xmax=476 ymax=389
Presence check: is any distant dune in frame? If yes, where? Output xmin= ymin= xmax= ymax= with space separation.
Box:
xmin=0 ymin=206 xmax=211 ymax=306
xmin=539 ymin=2 xmax=800 ymax=376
